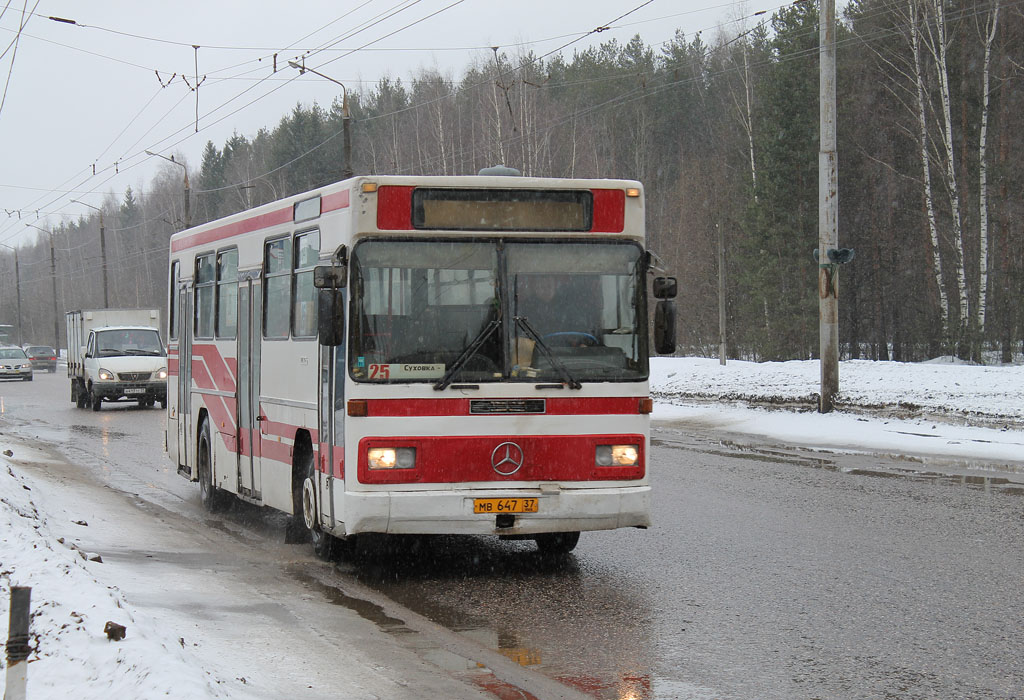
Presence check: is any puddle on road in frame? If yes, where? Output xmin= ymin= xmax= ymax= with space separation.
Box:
xmin=287 ymin=567 xmax=412 ymax=634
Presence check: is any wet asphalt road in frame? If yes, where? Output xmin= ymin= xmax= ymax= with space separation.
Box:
xmin=2 ymin=371 xmax=1023 ymax=699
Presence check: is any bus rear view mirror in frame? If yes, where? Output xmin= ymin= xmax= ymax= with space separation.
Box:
xmin=653 ymin=300 xmax=676 ymax=355
xmin=318 ymin=289 xmax=345 ymax=346
xmin=314 ymin=265 xmax=347 ymax=289
xmin=652 ymin=276 xmax=677 ymax=300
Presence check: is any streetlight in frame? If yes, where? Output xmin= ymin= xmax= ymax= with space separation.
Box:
xmin=25 ymin=223 xmax=60 ymax=350
xmin=145 ymin=150 xmax=191 ymax=229
xmin=71 ymin=200 xmax=109 ymax=308
xmin=0 ymin=242 xmax=23 ymax=346
xmin=288 ymin=60 xmax=353 ymax=179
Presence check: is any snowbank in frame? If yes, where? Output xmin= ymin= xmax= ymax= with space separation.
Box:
xmin=0 ymin=457 xmax=231 ymax=700
xmin=651 ymin=357 xmax=1024 ymax=423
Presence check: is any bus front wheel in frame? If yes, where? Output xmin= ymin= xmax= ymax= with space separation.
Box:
xmin=301 ymin=455 xmax=336 ymax=560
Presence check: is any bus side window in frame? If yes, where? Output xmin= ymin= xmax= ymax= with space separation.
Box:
xmin=264 ymin=237 xmax=292 ymax=338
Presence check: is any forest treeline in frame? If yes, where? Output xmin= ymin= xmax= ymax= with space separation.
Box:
xmin=2 ymin=0 xmax=1021 ymax=362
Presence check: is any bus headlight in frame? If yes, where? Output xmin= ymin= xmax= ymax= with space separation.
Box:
xmin=156 ymin=368 xmax=168 ymax=380
xmin=367 ymin=447 xmax=416 ymax=469
xmin=98 ymin=368 xmax=115 ymax=381
xmin=596 ymin=444 xmax=639 ymax=466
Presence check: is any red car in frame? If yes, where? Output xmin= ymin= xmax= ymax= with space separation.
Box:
xmin=23 ymin=345 xmax=58 ymax=372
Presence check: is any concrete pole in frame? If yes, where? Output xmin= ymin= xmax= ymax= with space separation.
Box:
xmin=99 ymin=213 xmax=110 ymax=307
xmin=819 ymin=0 xmax=839 ymax=413
xmin=0 ymin=245 xmax=23 ymax=345
xmin=4 ymin=586 xmax=31 ymax=700
xmin=717 ymin=222 xmax=727 ymax=365
xmin=49 ymin=231 xmax=60 ymax=350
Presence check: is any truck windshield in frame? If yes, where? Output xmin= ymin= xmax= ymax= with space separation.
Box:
xmin=95 ymin=329 xmax=165 ymax=357
xmin=349 ymin=239 xmax=647 ymax=385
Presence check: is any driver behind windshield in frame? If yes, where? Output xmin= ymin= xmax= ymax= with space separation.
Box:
xmin=514 ymin=274 xmax=599 ymax=344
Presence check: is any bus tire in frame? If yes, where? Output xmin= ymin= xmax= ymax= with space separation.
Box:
xmin=301 ymin=451 xmax=335 ymax=560
xmin=534 ymin=531 xmax=580 ymax=555
xmin=198 ymin=419 xmax=230 ymax=512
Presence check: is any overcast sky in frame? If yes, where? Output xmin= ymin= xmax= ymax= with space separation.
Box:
xmin=0 ymin=0 xmax=769 ymax=248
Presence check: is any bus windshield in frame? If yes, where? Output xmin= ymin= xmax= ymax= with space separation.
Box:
xmin=349 ymin=239 xmax=647 ymax=385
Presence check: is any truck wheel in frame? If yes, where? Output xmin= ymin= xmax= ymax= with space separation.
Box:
xmin=301 ymin=453 xmax=335 ymax=560
xmin=75 ymin=387 xmax=87 ymax=409
xmin=198 ymin=420 xmax=230 ymax=512
xmin=91 ymin=390 xmax=102 ymax=411
xmin=535 ymin=531 xmax=580 ymax=555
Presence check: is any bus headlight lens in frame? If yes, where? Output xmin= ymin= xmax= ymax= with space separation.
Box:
xmin=98 ymin=368 xmax=114 ymax=381
xmin=367 ymin=447 xmax=416 ymax=469
xmin=596 ymin=444 xmax=639 ymax=466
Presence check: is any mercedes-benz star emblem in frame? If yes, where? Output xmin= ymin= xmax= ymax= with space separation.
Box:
xmin=491 ymin=442 xmax=524 ymax=476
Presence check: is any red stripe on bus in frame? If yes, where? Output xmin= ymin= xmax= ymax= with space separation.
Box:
xmin=322 ymin=189 xmax=350 ymax=213
xmin=362 ymin=397 xmax=647 ymax=417
xmin=258 ymin=409 xmax=318 ymax=444
xmin=193 ymin=344 xmax=236 ymax=393
xmin=260 ymin=438 xmax=293 ymax=467
xmin=171 ymin=206 xmax=292 ymax=252
xmin=358 ymin=434 xmax=644 ymax=484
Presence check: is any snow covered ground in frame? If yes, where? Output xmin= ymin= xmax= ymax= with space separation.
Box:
xmin=2 ymin=356 xmax=1022 ymax=697
xmin=652 ymin=356 xmax=1024 ymax=464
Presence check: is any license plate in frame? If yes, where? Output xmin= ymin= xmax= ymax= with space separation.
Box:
xmin=473 ymin=498 xmax=538 ymax=514
xmin=124 ymin=388 xmax=146 ymax=395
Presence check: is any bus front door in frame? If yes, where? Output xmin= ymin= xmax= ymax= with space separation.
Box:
xmin=236 ymin=276 xmax=263 ymax=499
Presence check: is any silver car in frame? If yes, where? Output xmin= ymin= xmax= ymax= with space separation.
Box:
xmin=0 ymin=346 xmax=33 ymax=381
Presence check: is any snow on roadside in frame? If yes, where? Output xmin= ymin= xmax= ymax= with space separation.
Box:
xmin=0 ymin=454 xmax=233 ymax=700
xmin=651 ymin=357 xmax=1024 ymax=422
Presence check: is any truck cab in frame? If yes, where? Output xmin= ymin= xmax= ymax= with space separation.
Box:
xmin=80 ymin=325 xmax=168 ymax=410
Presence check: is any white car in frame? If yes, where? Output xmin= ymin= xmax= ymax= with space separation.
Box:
xmin=0 ymin=346 xmax=33 ymax=381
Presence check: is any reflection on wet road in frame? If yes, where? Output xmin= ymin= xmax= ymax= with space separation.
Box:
xmin=4 ymin=373 xmax=1024 ymax=699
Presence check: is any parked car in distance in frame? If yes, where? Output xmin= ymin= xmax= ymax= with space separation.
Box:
xmin=23 ymin=344 xmax=58 ymax=372
xmin=0 ymin=346 xmax=33 ymax=381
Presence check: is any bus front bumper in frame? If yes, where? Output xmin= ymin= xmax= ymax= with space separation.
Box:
xmin=332 ymin=484 xmax=651 ymax=537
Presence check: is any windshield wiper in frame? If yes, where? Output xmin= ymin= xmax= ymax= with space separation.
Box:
xmin=433 ymin=319 xmax=500 ymax=391
xmin=514 ymin=316 xmax=582 ymax=390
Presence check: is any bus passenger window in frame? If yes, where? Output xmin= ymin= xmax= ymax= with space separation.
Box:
xmin=195 ymin=253 xmax=215 ymax=339
xmin=264 ymin=237 xmax=292 ymax=338
xmin=216 ymin=249 xmax=238 ymax=339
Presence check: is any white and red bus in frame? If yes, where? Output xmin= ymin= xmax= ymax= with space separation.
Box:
xmin=166 ymin=171 xmax=677 ymax=557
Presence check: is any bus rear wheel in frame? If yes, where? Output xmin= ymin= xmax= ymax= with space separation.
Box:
xmin=198 ymin=420 xmax=231 ymax=512
xmin=534 ymin=531 xmax=580 ymax=555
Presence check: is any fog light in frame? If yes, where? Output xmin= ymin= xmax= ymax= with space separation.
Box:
xmin=596 ymin=444 xmax=639 ymax=466
xmin=367 ymin=447 xmax=416 ymax=469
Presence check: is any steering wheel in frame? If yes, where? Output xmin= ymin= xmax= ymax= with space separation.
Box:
xmin=543 ymin=331 xmax=599 ymax=347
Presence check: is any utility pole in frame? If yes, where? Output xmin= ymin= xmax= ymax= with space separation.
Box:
xmin=717 ymin=221 xmax=727 ymax=365
xmin=146 ymin=151 xmax=191 ymax=229
xmin=25 ymin=223 xmax=61 ymax=350
xmin=0 ymin=243 xmax=23 ymax=345
xmin=288 ymin=60 xmax=353 ymax=178
xmin=819 ymin=0 xmax=839 ymax=412
xmin=72 ymin=200 xmax=109 ymax=307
